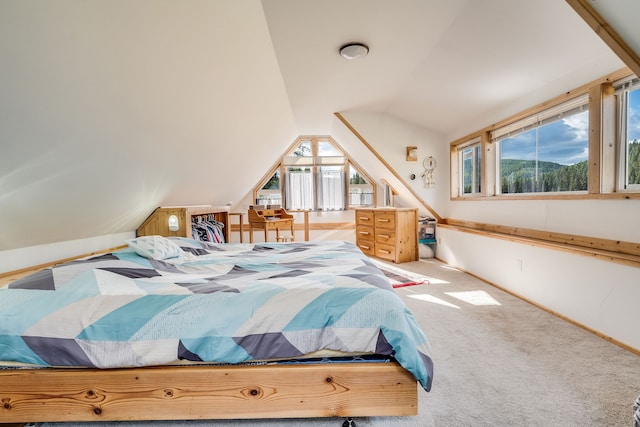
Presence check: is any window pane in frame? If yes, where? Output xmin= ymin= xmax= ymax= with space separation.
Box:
xmin=461 ymin=144 xmax=481 ymax=194
xmin=349 ymin=165 xmax=373 ymax=207
xmin=292 ymin=141 xmax=312 ymax=157
xmin=627 ymin=88 xmax=640 ymax=186
xmin=318 ymin=140 xmax=342 ymax=156
xmin=256 ymin=170 xmax=281 ymax=206
xmin=500 ymin=129 xmax=538 ymax=194
xmin=499 ymin=110 xmax=588 ymax=193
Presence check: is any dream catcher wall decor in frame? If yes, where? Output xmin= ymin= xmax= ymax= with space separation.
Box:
xmin=420 ymin=156 xmax=436 ymax=187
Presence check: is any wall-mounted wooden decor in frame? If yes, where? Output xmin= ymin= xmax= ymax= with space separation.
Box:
xmin=406 ymin=146 xmax=418 ymax=161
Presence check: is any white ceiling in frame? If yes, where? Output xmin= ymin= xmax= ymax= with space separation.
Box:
xmin=263 ymin=0 xmax=624 ymax=139
xmin=0 ymin=0 xmax=634 ymax=254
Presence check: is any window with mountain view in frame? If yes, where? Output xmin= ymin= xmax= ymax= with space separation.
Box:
xmin=460 ymin=141 xmax=482 ymax=195
xmin=492 ymin=95 xmax=589 ymax=194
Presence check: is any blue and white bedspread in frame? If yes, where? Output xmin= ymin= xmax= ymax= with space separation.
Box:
xmin=0 ymin=238 xmax=433 ymax=391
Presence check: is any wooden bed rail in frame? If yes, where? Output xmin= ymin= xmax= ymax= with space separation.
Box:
xmin=0 ymin=362 xmax=417 ymax=423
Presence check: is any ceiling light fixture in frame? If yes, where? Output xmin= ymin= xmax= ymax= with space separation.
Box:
xmin=339 ymin=42 xmax=369 ymax=60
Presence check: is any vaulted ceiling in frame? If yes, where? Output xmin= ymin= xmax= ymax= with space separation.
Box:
xmin=263 ymin=0 xmax=624 ymax=138
xmin=0 ymin=0 xmax=635 ymax=254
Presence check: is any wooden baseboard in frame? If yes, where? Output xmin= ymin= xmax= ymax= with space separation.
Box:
xmin=0 ymin=245 xmax=127 ymax=288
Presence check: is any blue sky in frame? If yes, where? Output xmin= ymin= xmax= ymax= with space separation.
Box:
xmin=501 ymin=89 xmax=640 ymax=165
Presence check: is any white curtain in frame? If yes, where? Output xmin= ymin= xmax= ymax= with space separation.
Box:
xmin=317 ymin=169 xmax=345 ymax=210
xmin=285 ymin=171 xmax=314 ymax=210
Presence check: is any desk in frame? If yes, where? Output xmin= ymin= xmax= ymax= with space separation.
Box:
xmin=248 ymin=208 xmax=294 ymax=243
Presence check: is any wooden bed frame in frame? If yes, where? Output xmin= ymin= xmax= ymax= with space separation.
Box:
xmin=0 ymin=361 xmax=418 ymax=424
xmin=0 ymin=210 xmax=421 ymax=424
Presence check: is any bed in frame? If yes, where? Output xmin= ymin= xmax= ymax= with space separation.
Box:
xmin=0 ymin=237 xmax=433 ymax=424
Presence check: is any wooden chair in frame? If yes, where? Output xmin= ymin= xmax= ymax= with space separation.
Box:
xmin=247 ymin=208 xmax=294 ymax=243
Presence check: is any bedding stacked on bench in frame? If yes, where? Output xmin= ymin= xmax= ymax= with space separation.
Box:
xmin=0 ymin=238 xmax=433 ymax=391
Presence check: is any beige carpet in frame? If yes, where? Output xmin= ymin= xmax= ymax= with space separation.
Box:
xmin=38 ymin=257 xmax=640 ymax=427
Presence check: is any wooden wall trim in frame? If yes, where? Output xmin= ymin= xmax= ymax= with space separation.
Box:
xmin=441 ymin=219 xmax=640 ymax=268
xmin=0 ymin=245 xmax=127 ymax=287
xmin=334 ymin=112 xmax=443 ymax=222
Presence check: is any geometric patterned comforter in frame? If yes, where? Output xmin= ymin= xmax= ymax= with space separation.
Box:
xmin=0 ymin=239 xmax=433 ymax=391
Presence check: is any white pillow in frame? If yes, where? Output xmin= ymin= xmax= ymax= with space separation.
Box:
xmin=127 ymin=235 xmax=185 ymax=260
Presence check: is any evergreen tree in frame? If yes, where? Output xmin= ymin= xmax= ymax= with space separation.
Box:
xmin=500 ymin=159 xmax=587 ymax=193
xmin=350 ymin=172 xmax=366 ymax=184
xmin=629 ymin=140 xmax=640 ymax=185
xmin=263 ymin=171 xmax=280 ymax=189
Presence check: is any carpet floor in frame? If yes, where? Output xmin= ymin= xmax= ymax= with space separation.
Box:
xmin=37 ymin=258 xmax=640 ymax=427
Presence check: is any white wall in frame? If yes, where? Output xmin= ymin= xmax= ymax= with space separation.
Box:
xmin=344 ymin=110 xmax=640 ymax=352
xmin=444 ymin=198 xmax=640 ymax=243
xmin=437 ymin=227 xmax=640 ymax=351
xmin=336 ymin=112 xmax=449 ymax=217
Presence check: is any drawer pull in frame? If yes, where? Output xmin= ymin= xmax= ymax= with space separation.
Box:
xmin=379 ymin=249 xmax=391 ymax=254
xmin=359 ymin=244 xmax=371 ymax=250
xmin=377 ymin=219 xmax=390 ymax=223
xmin=358 ymin=216 xmax=371 ymax=221
xmin=358 ymin=231 xmax=370 ymax=236
xmin=378 ymin=234 xmax=390 ymax=239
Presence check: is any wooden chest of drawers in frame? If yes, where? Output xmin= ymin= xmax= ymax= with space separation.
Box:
xmin=355 ymin=208 xmax=418 ymax=263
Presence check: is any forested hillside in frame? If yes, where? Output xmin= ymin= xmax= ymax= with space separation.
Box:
xmin=501 ymin=159 xmax=587 ymax=193
xmin=499 ymin=140 xmax=640 ymax=193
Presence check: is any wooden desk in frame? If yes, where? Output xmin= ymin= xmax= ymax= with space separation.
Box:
xmin=247 ymin=208 xmax=294 ymax=243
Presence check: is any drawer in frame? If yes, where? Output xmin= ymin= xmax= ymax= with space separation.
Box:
xmin=375 ymin=229 xmax=396 ymax=244
xmin=374 ymin=211 xmax=396 ymax=229
xmin=356 ymin=225 xmax=374 ymax=240
xmin=356 ymin=240 xmax=375 ymax=256
xmin=375 ymin=243 xmax=396 ymax=262
xmin=355 ymin=210 xmax=374 ymax=224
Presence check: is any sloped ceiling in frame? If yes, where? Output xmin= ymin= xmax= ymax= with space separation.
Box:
xmin=0 ymin=1 xmax=298 ymax=251
xmin=0 ymin=0 xmax=630 ymax=253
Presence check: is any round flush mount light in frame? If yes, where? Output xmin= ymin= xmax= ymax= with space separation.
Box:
xmin=339 ymin=42 xmax=369 ymax=60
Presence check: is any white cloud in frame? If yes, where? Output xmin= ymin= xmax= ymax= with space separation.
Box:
xmin=562 ymin=113 xmax=588 ymax=142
